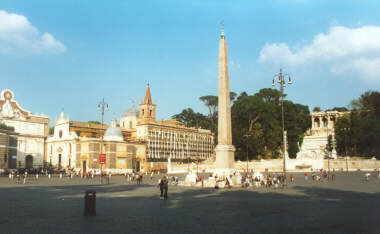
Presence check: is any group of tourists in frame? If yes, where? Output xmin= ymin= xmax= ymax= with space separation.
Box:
xmin=8 ymin=171 xmax=28 ymax=184
xmin=124 ymin=172 xmax=144 ymax=184
xmin=241 ymin=173 xmax=287 ymax=188
xmin=309 ymin=169 xmax=336 ymax=182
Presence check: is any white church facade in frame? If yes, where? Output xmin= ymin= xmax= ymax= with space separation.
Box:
xmin=0 ymin=89 xmax=50 ymax=169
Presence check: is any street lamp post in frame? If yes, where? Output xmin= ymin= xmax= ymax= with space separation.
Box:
xmin=97 ymin=98 xmax=109 ymax=183
xmin=98 ymin=98 xmax=109 ymax=130
xmin=272 ymin=68 xmax=293 ymax=188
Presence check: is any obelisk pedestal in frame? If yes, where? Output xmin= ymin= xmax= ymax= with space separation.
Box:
xmin=215 ymin=145 xmax=235 ymax=169
xmin=215 ymin=26 xmax=235 ymax=171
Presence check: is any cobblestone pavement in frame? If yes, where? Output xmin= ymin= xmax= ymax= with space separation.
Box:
xmin=0 ymin=172 xmax=379 ymax=234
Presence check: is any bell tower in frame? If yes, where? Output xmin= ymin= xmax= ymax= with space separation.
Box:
xmin=139 ymin=84 xmax=156 ymax=124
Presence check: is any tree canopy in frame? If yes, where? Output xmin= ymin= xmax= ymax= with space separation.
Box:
xmin=173 ymin=88 xmax=311 ymax=160
xmin=232 ymin=89 xmax=310 ymax=160
xmin=335 ymin=91 xmax=380 ymax=158
xmin=88 ymin=121 xmax=101 ymax=125
xmin=0 ymin=123 xmax=15 ymax=131
xmin=172 ymin=108 xmax=212 ymax=130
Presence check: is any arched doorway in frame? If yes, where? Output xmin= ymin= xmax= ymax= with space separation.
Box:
xmin=82 ymin=161 xmax=87 ymax=174
xmin=322 ymin=117 xmax=328 ymax=127
xmin=314 ymin=118 xmax=320 ymax=128
xmin=330 ymin=116 xmax=336 ymax=128
xmin=25 ymin=155 xmax=33 ymax=169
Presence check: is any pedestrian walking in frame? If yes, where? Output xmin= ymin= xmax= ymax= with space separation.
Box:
xmin=36 ymin=173 xmax=39 ymax=180
xmin=158 ymin=176 xmax=169 ymax=199
xmin=331 ymin=169 xmax=335 ymax=181
xmin=304 ymin=172 xmax=308 ymax=181
xmin=364 ymin=173 xmax=370 ymax=182
xmin=48 ymin=173 xmax=51 ymax=179
xmin=59 ymin=173 xmax=63 ymax=179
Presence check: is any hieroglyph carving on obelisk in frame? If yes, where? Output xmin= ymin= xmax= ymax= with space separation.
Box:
xmin=215 ymin=24 xmax=235 ymax=169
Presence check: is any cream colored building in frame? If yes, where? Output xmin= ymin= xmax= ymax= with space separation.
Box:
xmin=47 ymin=113 xmax=144 ymax=173
xmin=48 ymin=85 xmax=213 ymax=173
xmin=0 ymin=89 xmax=49 ymax=169
xmin=122 ymin=85 xmax=214 ymax=171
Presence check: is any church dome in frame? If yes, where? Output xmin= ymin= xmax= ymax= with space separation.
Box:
xmin=122 ymin=105 xmax=139 ymax=118
xmin=104 ymin=119 xmax=124 ymax=141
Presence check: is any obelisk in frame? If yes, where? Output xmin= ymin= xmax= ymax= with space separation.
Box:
xmin=215 ymin=25 xmax=235 ymax=169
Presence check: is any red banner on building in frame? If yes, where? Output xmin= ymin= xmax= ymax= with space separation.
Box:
xmin=99 ymin=154 xmax=106 ymax=164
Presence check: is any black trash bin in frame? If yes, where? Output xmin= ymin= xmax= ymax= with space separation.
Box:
xmin=84 ymin=190 xmax=96 ymax=216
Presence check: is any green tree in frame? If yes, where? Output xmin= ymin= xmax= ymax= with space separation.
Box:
xmin=283 ymin=101 xmax=311 ymax=158
xmin=0 ymin=123 xmax=15 ymax=131
xmin=199 ymin=95 xmax=218 ymax=125
xmin=313 ymin=107 xmax=321 ymax=112
xmin=199 ymin=92 xmax=237 ymax=125
xmin=174 ymin=88 xmax=310 ymax=160
xmin=326 ymin=135 xmax=333 ymax=154
xmin=172 ymin=108 xmax=210 ymax=129
xmin=336 ymin=91 xmax=380 ymax=158
xmin=330 ymin=107 xmax=348 ymax=112
xmin=231 ymin=89 xmax=310 ymax=160
xmin=88 ymin=121 xmax=101 ymax=125
xmin=255 ymin=88 xmax=284 ymax=105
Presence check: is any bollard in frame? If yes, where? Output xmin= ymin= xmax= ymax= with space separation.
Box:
xmin=84 ymin=190 xmax=96 ymax=216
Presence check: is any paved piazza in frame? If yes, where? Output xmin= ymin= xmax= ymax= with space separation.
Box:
xmin=0 ymin=172 xmax=379 ymax=234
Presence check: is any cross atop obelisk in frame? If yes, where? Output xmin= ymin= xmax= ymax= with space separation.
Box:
xmin=215 ymin=24 xmax=235 ymax=169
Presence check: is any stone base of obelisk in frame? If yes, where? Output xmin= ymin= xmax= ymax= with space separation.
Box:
xmin=215 ymin=144 xmax=236 ymax=169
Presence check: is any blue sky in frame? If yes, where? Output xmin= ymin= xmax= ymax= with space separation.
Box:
xmin=1 ymin=0 xmax=380 ymax=125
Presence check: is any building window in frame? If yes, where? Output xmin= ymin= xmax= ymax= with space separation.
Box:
xmin=129 ymin=121 xmax=133 ymax=129
xmin=150 ymin=110 xmax=152 ymax=116
xmin=69 ymin=144 xmax=72 ymax=153
xmin=59 ymin=130 xmax=63 ymax=138
xmin=142 ymin=109 xmax=144 ymax=116
xmin=4 ymin=154 xmax=7 ymax=162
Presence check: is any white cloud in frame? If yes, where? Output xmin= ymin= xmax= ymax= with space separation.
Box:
xmin=259 ymin=25 xmax=380 ymax=82
xmin=0 ymin=10 xmax=66 ymax=54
